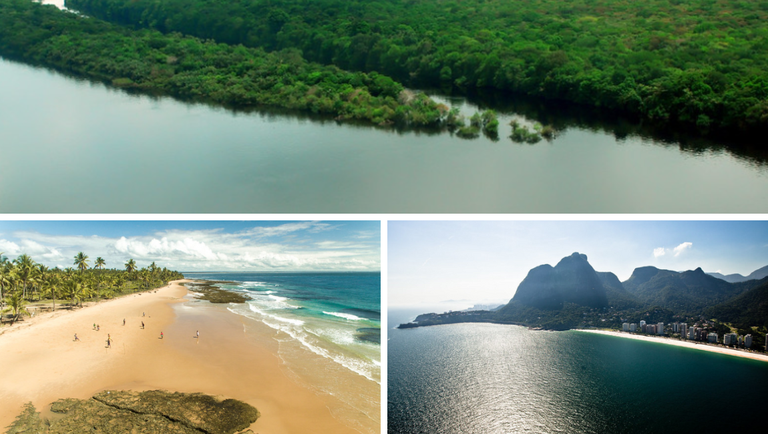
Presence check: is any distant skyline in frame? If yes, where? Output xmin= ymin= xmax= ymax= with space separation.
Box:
xmin=0 ymin=221 xmax=380 ymax=272
xmin=389 ymin=221 xmax=768 ymax=308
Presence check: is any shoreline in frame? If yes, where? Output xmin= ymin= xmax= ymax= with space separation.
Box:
xmin=575 ymin=329 xmax=768 ymax=363
xmin=0 ymin=279 xmax=375 ymax=433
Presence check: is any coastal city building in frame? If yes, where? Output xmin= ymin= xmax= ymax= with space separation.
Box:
xmin=657 ymin=322 xmax=664 ymax=335
xmin=746 ymin=334 xmax=752 ymax=348
xmin=629 ymin=323 xmax=637 ymax=332
xmin=708 ymin=333 xmax=718 ymax=344
xmin=623 ymin=323 xmax=630 ymax=332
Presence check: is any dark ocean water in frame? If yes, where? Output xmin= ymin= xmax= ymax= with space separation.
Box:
xmin=388 ymin=309 xmax=768 ymax=433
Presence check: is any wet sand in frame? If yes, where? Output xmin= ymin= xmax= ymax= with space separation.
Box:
xmin=577 ymin=329 xmax=768 ymax=363
xmin=0 ymin=280 xmax=373 ymax=433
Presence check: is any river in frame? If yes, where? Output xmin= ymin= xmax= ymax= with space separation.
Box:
xmin=2 ymin=55 xmax=767 ymax=212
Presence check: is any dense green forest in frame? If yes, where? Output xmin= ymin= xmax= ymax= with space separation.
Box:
xmin=0 ymin=251 xmax=183 ymax=324
xmin=65 ymin=0 xmax=768 ymax=134
xmin=0 ymin=0 xmax=476 ymax=129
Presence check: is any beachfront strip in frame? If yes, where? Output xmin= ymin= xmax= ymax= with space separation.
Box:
xmin=620 ymin=320 xmax=761 ymax=351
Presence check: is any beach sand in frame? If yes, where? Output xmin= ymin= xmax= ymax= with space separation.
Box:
xmin=0 ymin=280 xmax=376 ymax=433
xmin=576 ymin=329 xmax=768 ymax=363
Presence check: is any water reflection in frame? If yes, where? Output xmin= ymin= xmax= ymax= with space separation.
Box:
xmin=2 ymin=57 xmax=768 ymax=213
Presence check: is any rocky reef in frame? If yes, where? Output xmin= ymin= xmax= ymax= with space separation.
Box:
xmin=185 ymin=281 xmax=251 ymax=303
xmin=6 ymin=390 xmax=259 ymax=434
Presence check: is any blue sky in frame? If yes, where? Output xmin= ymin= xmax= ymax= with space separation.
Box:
xmin=389 ymin=220 xmax=768 ymax=308
xmin=0 ymin=221 xmax=380 ymax=271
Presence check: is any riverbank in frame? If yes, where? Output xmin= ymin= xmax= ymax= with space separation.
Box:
xmin=0 ymin=279 xmax=370 ymax=433
xmin=576 ymin=329 xmax=768 ymax=363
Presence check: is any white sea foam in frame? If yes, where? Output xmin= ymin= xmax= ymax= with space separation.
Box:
xmin=248 ymin=304 xmax=304 ymax=325
xmin=268 ymin=294 xmax=288 ymax=302
xmin=323 ymin=311 xmax=365 ymax=321
xmin=233 ymin=304 xmax=379 ymax=384
xmin=309 ymin=326 xmax=356 ymax=345
xmin=277 ymin=326 xmax=380 ymax=384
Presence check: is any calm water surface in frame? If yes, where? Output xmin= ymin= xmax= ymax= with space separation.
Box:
xmin=388 ymin=309 xmax=768 ymax=433
xmin=2 ymin=58 xmax=768 ymax=212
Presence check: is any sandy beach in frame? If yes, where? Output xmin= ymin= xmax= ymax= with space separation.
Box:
xmin=576 ymin=329 xmax=768 ymax=363
xmin=0 ymin=280 xmax=376 ymax=433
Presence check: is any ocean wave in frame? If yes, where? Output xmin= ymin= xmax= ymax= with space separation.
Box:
xmin=268 ymin=294 xmax=288 ymax=302
xmin=230 ymin=305 xmax=379 ymax=384
xmin=248 ymin=304 xmax=304 ymax=326
xmin=276 ymin=327 xmax=380 ymax=384
xmin=323 ymin=311 xmax=365 ymax=321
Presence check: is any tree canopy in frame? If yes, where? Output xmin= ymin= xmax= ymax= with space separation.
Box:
xmin=64 ymin=0 xmax=768 ymax=134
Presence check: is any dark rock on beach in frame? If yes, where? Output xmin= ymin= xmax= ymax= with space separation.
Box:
xmin=6 ymin=390 xmax=259 ymax=434
xmin=185 ymin=281 xmax=251 ymax=303
xmin=355 ymin=327 xmax=381 ymax=344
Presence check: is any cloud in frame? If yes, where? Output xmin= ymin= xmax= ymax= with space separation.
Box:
xmin=2 ymin=222 xmax=379 ymax=272
xmin=0 ymin=239 xmax=21 ymax=255
xmin=673 ymin=242 xmax=692 ymax=257
xmin=653 ymin=242 xmax=692 ymax=259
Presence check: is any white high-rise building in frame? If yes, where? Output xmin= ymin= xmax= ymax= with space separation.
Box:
xmin=745 ymin=334 xmax=752 ymax=348
xmin=708 ymin=333 xmax=718 ymax=343
xmin=623 ymin=323 xmax=630 ymax=332
xmin=630 ymin=323 xmax=637 ymax=332
xmin=657 ymin=322 xmax=664 ymax=335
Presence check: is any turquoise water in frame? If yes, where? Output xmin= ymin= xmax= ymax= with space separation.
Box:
xmin=184 ymin=272 xmax=380 ymax=383
xmin=388 ymin=309 xmax=768 ymax=433
xmin=3 ymin=57 xmax=768 ymax=212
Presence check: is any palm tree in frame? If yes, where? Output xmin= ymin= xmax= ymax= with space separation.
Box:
xmin=94 ymin=257 xmax=106 ymax=269
xmin=31 ymin=264 xmax=49 ymax=302
xmin=0 ymin=261 xmax=11 ymax=306
xmin=13 ymin=254 xmax=34 ymax=300
xmin=74 ymin=252 xmax=89 ymax=272
xmin=3 ymin=290 xmax=27 ymax=325
xmin=63 ymin=279 xmax=87 ymax=308
xmin=45 ymin=273 xmax=61 ymax=311
xmin=125 ymin=259 xmax=137 ymax=273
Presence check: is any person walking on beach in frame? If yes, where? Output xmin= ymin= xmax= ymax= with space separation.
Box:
xmin=93 ymin=323 xmax=96 ymax=330
xmin=160 ymin=331 xmax=163 ymax=339
xmin=74 ymin=333 xmax=79 ymax=341
xmin=141 ymin=321 xmax=144 ymax=329
xmin=106 ymin=337 xmax=111 ymax=348
xmin=123 ymin=318 xmax=126 ymax=326
xmin=196 ymin=330 xmax=199 ymax=339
